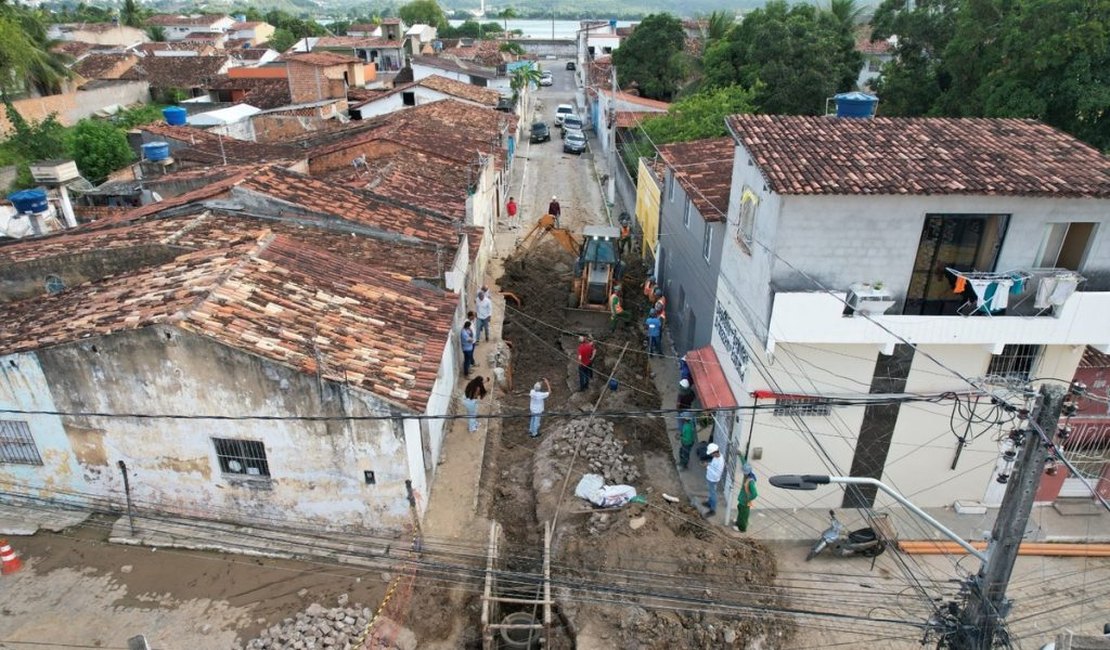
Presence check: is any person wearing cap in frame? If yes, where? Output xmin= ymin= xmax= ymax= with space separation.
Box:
xmin=677 ymin=378 xmax=696 ymax=429
xmin=734 ymin=463 xmax=759 ymax=532
xmin=475 ymin=286 xmax=493 ymax=343
xmin=528 ymin=378 xmax=551 ymax=438
xmin=618 ymin=220 xmax=632 ymax=255
xmin=643 ymin=274 xmax=656 ymax=300
xmin=608 ymin=284 xmax=628 ymax=332
xmin=645 ymin=311 xmax=663 ymax=357
xmin=548 ymin=196 xmax=561 ymax=227
xmin=703 ymin=442 xmax=723 ymax=518
xmin=678 ymin=354 xmax=692 ymax=383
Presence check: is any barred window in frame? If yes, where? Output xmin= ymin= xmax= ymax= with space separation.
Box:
xmin=213 ymin=438 xmax=271 ymax=478
xmin=773 ymin=398 xmax=832 ymax=417
xmin=0 ymin=420 xmax=43 ymax=465
xmin=987 ymin=344 xmax=1042 ymax=381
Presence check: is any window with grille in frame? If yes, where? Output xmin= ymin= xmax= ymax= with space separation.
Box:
xmin=683 ymin=198 xmax=691 ymax=228
xmin=702 ymin=222 xmax=713 ymax=262
xmin=773 ymin=398 xmax=832 ymax=417
xmin=0 ymin=420 xmax=43 ymax=465
xmin=987 ymin=344 xmax=1042 ymax=381
xmin=736 ymin=187 xmax=758 ymax=251
xmin=213 ymin=438 xmax=271 ymax=478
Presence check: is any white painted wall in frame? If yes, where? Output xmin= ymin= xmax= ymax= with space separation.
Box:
xmin=352 ymin=86 xmax=489 ymax=120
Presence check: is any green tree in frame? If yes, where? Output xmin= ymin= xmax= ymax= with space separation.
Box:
xmin=268 ymin=28 xmax=297 ymax=53
xmin=3 ymin=102 xmax=67 ymax=188
xmin=70 ymin=119 xmax=133 ymax=184
xmin=146 ymin=25 xmax=167 ymax=42
xmin=704 ymin=9 xmax=734 ymax=45
xmin=826 ymin=0 xmax=866 ymax=31
xmin=703 ymin=0 xmax=860 ymax=115
xmin=498 ymin=6 xmax=516 ymax=32
xmin=509 ymin=64 xmax=542 ymax=105
xmin=611 ymin=13 xmax=687 ymax=101
xmin=0 ymin=11 xmax=70 ymax=97
xmin=500 ymin=42 xmax=525 ymax=56
xmin=398 ymin=0 xmax=446 ymax=29
xmin=120 ymin=0 xmax=144 ymax=28
xmin=870 ymin=0 xmax=959 ymax=116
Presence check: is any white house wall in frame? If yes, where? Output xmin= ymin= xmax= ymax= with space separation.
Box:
xmin=0 ymin=327 xmax=419 ymax=531
xmin=354 ymin=87 xmax=488 ymax=120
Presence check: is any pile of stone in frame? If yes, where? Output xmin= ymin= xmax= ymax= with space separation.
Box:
xmin=244 ymin=595 xmax=374 ymax=650
xmin=549 ymin=419 xmax=640 ymax=484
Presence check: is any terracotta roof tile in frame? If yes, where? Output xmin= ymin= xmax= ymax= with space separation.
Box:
xmin=0 ymin=234 xmax=456 ymax=412
xmin=52 ymin=41 xmax=97 ymax=58
xmin=316 ymin=35 xmax=403 ymax=49
xmin=727 ymin=115 xmax=1110 ymax=198
xmin=71 ymin=53 xmax=137 ymax=79
xmin=416 ymin=74 xmax=501 ymax=106
xmin=139 ymin=123 xmax=302 ymax=164
xmin=656 ymin=137 xmax=734 ymax=220
xmin=120 ymin=55 xmax=228 ymax=88
xmin=326 ymin=149 xmax=470 ymax=220
xmin=146 ymin=14 xmax=228 ymax=27
xmin=282 ymin=52 xmax=361 ymax=67
xmin=136 ymin=42 xmax=216 ymax=55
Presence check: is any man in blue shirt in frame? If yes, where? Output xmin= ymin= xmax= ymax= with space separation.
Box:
xmin=461 ymin=321 xmax=476 ymax=377
xmin=645 ymin=313 xmax=663 ymax=357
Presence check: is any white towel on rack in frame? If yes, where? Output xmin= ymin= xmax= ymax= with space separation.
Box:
xmin=1035 ymin=277 xmax=1058 ymax=309
xmin=968 ymin=279 xmax=993 ymax=308
xmin=1050 ymin=276 xmax=1078 ymax=306
xmin=990 ymin=279 xmax=1012 ymax=311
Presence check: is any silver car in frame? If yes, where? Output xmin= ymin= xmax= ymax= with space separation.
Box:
xmin=563 ymin=130 xmax=587 ymax=154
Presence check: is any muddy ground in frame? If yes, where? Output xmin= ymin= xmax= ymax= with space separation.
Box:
xmin=405 ymin=242 xmax=795 ymax=648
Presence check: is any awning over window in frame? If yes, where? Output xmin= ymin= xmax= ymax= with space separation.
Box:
xmin=685 ymin=346 xmax=738 ymax=411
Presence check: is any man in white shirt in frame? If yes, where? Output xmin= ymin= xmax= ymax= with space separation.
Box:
xmin=528 ymin=378 xmax=551 ymax=438
xmin=703 ymin=443 xmax=723 ymax=517
xmin=475 ymin=287 xmax=494 ymax=343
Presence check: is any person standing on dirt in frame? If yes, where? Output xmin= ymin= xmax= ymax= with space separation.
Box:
xmin=461 ymin=321 xmax=477 ymax=377
xmin=677 ymin=412 xmax=697 ymax=470
xmin=577 ymin=335 xmax=596 ymax=391
xmin=608 ymin=284 xmax=627 ymax=332
xmin=645 ymin=311 xmax=663 ymax=357
xmin=462 ymin=376 xmax=489 ymax=433
xmin=703 ymin=442 xmax=723 ymax=518
xmin=643 ymin=274 xmax=656 ymax=300
xmin=475 ymin=287 xmax=493 ymax=343
xmin=677 ymin=378 xmax=696 ymax=427
xmin=528 ymin=378 xmax=551 ymax=438
xmin=618 ymin=221 xmax=632 ymax=255
xmin=548 ymin=196 xmax=561 ymax=227
xmin=652 ymin=288 xmax=667 ymax=321
xmin=506 ymin=196 xmax=517 ymax=220
xmin=734 ymin=463 xmax=759 ymax=532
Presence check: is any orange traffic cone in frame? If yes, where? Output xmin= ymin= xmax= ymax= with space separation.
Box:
xmin=0 ymin=539 xmax=22 ymax=574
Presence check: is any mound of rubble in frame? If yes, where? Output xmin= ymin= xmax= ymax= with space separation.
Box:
xmin=243 ymin=595 xmax=415 ymax=650
xmin=548 ymin=418 xmax=640 ymax=484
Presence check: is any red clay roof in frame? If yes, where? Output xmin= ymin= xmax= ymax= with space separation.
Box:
xmin=328 ymin=148 xmax=471 ymax=221
xmin=282 ymin=52 xmax=361 ymax=67
xmin=71 ymin=53 xmax=137 ymax=79
xmin=0 ymin=234 xmax=457 ymax=412
xmin=120 ymin=55 xmax=228 ymax=88
xmin=726 ymin=115 xmax=1110 ymax=198
xmin=657 ymin=137 xmax=735 ymax=221
xmin=685 ymin=346 xmax=737 ymax=410
xmin=600 ymin=88 xmax=670 ymax=111
xmin=416 ymin=74 xmax=502 ymax=106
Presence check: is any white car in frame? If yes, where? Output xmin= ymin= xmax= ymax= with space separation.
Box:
xmin=554 ymin=104 xmax=574 ymax=125
xmin=539 ymin=73 xmax=553 ymax=87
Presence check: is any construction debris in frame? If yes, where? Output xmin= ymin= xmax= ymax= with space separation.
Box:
xmin=244 ymin=598 xmax=391 ymax=650
xmin=548 ymin=419 xmax=640 ymax=484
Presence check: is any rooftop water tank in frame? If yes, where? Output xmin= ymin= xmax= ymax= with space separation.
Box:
xmin=142 ymin=142 xmax=171 ymax=161
xmin=8 ymin=189 xmax=48 ymax=214
xmin=163 ymin=106 xmax=188 ymax=126
xmin=609 ymin=18 xmax=618 ymax=28
xmin=833 ymin=92 xmax=878 ymax=119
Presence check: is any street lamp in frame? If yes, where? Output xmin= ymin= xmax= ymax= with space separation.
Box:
xmin=770 ymin=474 xmax=988 ymax=563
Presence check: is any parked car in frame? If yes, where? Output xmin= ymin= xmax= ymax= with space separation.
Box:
xmin=530 ymin=122 xmax=551 ymax=143
xmin=539 ymin=72 xmax=553 ymax=86
xmin=566 ymin=61 xmax=576 ymax=70
xmin=563 ymin=130 xmax=587 ymax=154
xmin=561 ymin=115 xmax=584 ymax=138
xmin=554 ymin=104 xmax=574 ymax=125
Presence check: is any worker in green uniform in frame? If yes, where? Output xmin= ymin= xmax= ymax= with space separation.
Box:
xmin=734 ymin=463 xmax=758 ymax=533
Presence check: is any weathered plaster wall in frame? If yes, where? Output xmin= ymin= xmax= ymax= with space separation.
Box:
xmin=0 ymin=327 xmax=419 ymax=531
xmin=0 ymin=245 xmax=190 ymax=303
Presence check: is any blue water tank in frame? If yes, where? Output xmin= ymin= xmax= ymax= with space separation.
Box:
xmin=834 ymin=92 xmax=879 ymax=118
xmin=142 ymin=142 xmax=170 ymax=161
xmin=8 ymin=189 xmax=48 ymax=214
xmin=163 ymin=106 xmax=188 ymax=126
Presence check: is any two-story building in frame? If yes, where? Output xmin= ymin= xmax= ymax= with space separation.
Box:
xmin=706 ymin=109 xmax=1110 ymax=526
xmin=145 ymin=14 xmax=235 ymax=42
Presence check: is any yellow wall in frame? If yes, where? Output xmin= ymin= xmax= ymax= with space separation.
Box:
xmin=635 ymin=157 xmax=661 ymax=261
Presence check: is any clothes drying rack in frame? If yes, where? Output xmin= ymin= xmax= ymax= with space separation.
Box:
xmin=946 ymin=268 xmax=1033 ymax=316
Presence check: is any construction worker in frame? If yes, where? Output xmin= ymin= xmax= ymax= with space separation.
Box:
xmin=643 ymin=274 xmax=656 ymax=300
xmin=609 ymin=284 xmax=626 ymax=332
xmin=734 ymin=463 xmax=759 ymax=532
xmin=652 ymin=288 xmax=667 ymax=321
xmin=618 ymin=221 xmax=632 ymax=255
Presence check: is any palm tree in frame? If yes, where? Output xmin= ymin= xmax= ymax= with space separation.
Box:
xmin=0 ymin=11 xmax=70 ymax=97
xmin=498 ymin=6 xmax=516 ymax=33
xmin=509 ymin=64 xmax=542 ymax=106
xmin=826 ymin=0 xmax=866 ymax=31
xmin=705 ymin=10 xmax=734 ymax=45
xmin=146 ymin=25 xmax=167 ymax=42
xmin=121 ymin=0 xmax=144 ymax=28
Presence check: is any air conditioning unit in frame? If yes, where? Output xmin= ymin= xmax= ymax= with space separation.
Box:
xmin=846 ymin=282 xmax=895 ymax=316
xmin=29 ymin=160 xmax=80 ymax=184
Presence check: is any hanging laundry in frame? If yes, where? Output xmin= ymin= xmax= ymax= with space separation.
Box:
xmin=1050 ymin=276 xmax=1078 ymax=306
xmin=1035 ymin=276 xmax=1059 ymax=309
xmin=990 ymin=279 xmax=1013 ymax=311
xmin=968 ymin=279 xmax=993 ymax=308
xmin=954 ymin=275 xmax=967 ymax=293
xmin=1009 ymin=276 xmax=1026 ymax=295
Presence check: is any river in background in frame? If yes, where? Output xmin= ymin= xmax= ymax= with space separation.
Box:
xmin=447 ymin=18 xmax=634 ymax=40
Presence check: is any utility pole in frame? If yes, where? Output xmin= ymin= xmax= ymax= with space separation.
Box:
xmin=953 ymin=384 xmax=1065 ymax=649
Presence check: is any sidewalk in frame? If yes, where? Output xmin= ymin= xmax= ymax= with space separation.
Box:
xmin=646 ymin=333 xmax=1110 ymax=543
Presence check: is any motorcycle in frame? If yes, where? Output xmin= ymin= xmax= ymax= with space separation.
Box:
xmin=806 ymin=510 xmax=887 ymax=561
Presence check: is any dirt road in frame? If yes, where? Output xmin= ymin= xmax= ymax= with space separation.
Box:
xmin=0 ymin=517 xmax=387 ymax=649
